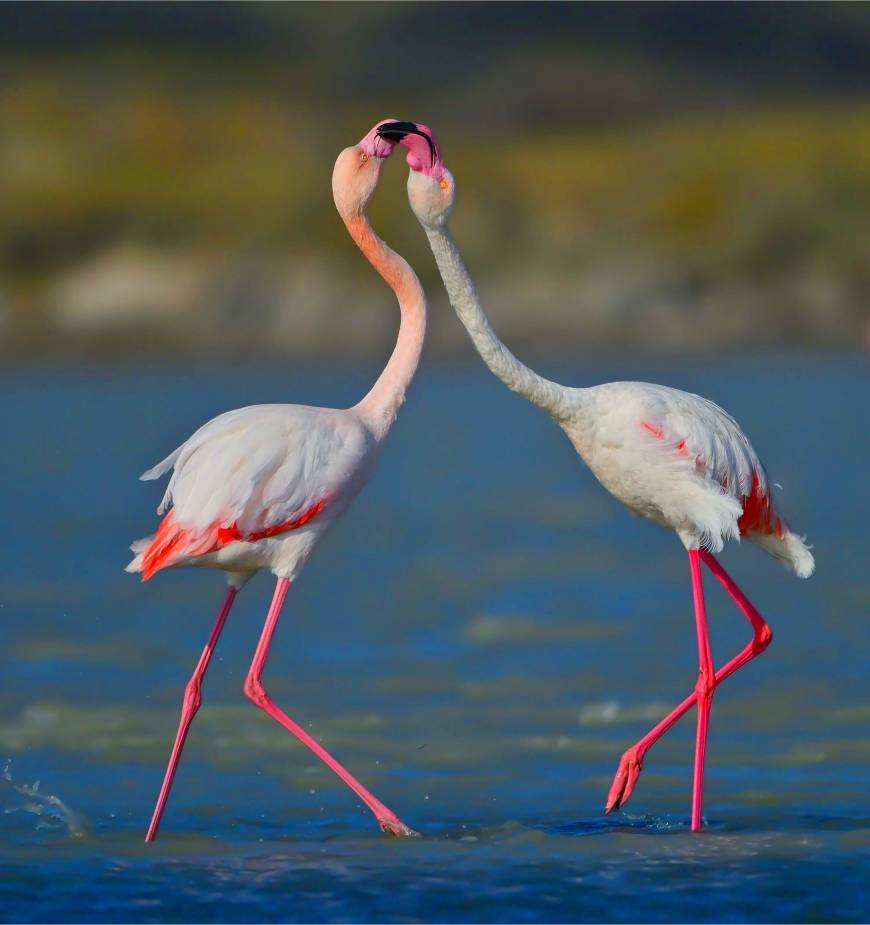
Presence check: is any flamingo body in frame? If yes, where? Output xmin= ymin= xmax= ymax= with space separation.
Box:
xmin=558 ymin=381 xmax=813 ymax=576
xmin=127 ymin=404 xmax=378 ymax=582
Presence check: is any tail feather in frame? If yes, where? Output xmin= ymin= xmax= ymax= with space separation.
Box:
xmin=125 ymin=536 xmax=152 ymax=575
xmin=735 ymin=473 xmax=813 ymax=578
xmin=140 ymin=447 xmax=182 ymax=482
xmin=750 ymin=529 xmax=815 ymax=578
xmin=129 ymin=510 xmax=230 ymax=581
xmin=132 ymin=512 xmax=207 ymax=581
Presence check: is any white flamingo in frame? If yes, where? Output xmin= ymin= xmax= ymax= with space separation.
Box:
xmin=377 ymin=120 xmax=814 ymax=831
xmin=128 ymin=121 xmax=422 ymax=841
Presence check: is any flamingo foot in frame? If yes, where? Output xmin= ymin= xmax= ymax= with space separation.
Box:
xmin=604 ymin=745 xmax=644 ymax=814
xmin=379 ymin=816 xmax=420 ymax=838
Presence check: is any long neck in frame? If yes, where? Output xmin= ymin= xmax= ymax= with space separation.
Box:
xmin=342 ymin=211 xmax=427 ymax=436
xmin=424 ymin=224 xmax=572 ymax=420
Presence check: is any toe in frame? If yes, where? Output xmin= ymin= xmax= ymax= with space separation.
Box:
xmin=605 ymin=748 xmax=644 ymax=813
xmin=605 ymin=763 xmax=629 ymax=813
xmin=380 ymin=819 xmax=420 ymax=838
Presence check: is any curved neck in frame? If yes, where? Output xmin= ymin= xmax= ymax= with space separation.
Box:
xmin=424 ymin=224 xmax=571 ymax=420
xmin=341 ymin=210 xmax=427 ymax=437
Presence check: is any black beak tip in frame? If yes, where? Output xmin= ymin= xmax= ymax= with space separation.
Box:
xmin=374 ymin=121 xmax=437 ymax=167
xmin=376 ymin=120 xmax=417 ymax=142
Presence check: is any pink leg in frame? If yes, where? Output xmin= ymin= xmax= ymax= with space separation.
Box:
xmin=605 ymin=549 xmax=772 ymax=819
xmin=145 ymin=585 xmax=237 ymax=842
xmin=243 ymin=578 xmax=418 ymax=837
xmin=689 ymin=549 xmax=715 ymax=831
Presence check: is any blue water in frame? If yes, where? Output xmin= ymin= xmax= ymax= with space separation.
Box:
xmin=1 ymin=354 xmax=868 ymax=923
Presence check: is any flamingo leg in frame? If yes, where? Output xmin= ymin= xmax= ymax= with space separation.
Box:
xmin=605 ymin=549 xmax=772 ymax=820
xmin=243 ymin=578 xmax=417 ymax=837
xmin=689 ymin=548 xmax=715 ymax=830
xmin=145 ymin=585 xmax=237 ymax=842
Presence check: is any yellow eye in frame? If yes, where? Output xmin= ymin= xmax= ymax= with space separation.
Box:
xmin=439 ymin=179 xmax=448 ymax=190
xmin=360 ymin=152 xmax=368 ymax=163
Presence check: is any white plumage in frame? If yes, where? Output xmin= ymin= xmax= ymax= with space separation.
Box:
xmin=127 ymin=405 xmax=377 ymax=583
xmin=400 ymin=161 xmax=813 ymax=578
xmin=560 ymin=381 xmax=814 ymax=576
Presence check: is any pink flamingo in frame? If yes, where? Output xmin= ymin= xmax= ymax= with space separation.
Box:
xmin=127 ymin=122 xmax=421 ymax=841
xmin=377 ymin=121 xmax=814 ymax=831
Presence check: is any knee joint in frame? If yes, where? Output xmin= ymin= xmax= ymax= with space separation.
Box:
xmin=244 ymin=675 xmax=268 ymax=708
xmin=182 ymin=679 xmax=202 ymax=714
xmin=754 ymin=623 xmax=773 ymax=654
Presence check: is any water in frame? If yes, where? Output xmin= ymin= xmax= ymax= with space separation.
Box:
xmin=1 ymin=353 xmax=867 ymax=923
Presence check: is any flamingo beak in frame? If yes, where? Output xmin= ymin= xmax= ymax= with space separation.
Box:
xmin=376 ymin=121 xmax=425 ymax=142
xmin=376 ymin=121 xmax=445 ymax=179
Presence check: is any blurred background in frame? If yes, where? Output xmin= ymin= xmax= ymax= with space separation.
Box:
xmin=1 ymin=5 xmax=869 ymax=923
xmin=0 ymin=2 xmax=868 ymax=357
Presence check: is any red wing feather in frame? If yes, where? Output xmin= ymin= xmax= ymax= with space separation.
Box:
xmin=140 ymin=499 xmax=329 ymax=581
xmin=736 ymin=473 xmax=784 ymax=538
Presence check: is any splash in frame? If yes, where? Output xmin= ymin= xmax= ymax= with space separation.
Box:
xmin=2 ymin=761 xmax=87 ymax=838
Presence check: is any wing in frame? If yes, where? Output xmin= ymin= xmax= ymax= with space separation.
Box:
xmin=647 ymin=386 xmax=764 ymax=500
xmin=630 ymin=383 xmax=785 ymax=538
xmin=134 ymin=404 xmax=372 ymax=578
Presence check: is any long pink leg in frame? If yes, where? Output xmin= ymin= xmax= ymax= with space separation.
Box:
xmin=605 ymin=549 xmax=772 ymax=818
xmin=243 ymin=578 xmax=417 ymax=837
xmin=689 ymin=549 xmax=715 ymax=830
xmin=145 ymin=585 xmax=237 ymax=842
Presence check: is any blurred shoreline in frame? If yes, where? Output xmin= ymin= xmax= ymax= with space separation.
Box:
xmin=1 ymin=222 xmax=865 ymax=359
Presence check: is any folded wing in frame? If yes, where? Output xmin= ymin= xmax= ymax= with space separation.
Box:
xmin=130 ymin=405 xmax=371 ymax=580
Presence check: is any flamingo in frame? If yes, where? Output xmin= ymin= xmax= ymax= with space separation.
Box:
xmin=376 ymin=120 xmax=814 ymax=831
xmin=127 ymin=121 xmax=421 ymax=841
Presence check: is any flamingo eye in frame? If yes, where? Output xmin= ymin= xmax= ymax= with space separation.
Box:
xmin=360 ymin=152 xmax=368 ymax=164
xmin=439 ymin=178 xmax=448 ymax=190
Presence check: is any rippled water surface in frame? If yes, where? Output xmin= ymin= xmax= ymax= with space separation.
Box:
xmin=1 ymin=355 xmax=867 ymax=922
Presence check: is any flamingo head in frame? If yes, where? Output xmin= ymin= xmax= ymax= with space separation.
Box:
xmin=332 ymin=119 xmax=403 ymax=216
xmin=376 ymin=121 xmax=455 ymax=229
